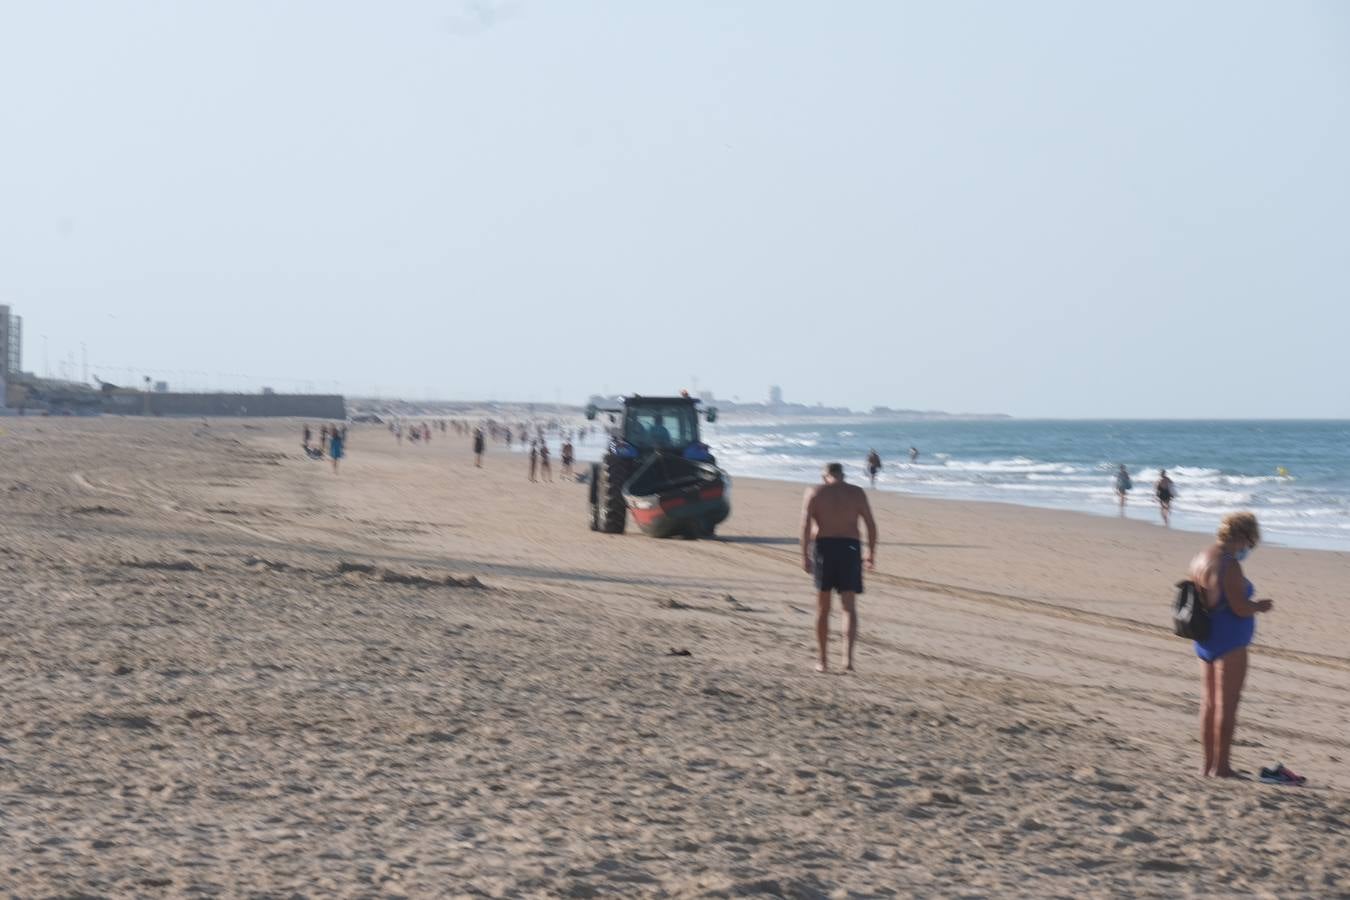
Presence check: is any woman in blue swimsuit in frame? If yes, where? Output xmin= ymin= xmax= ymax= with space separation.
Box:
xmin=1189 ymin=512 xmax=1274 ymax=778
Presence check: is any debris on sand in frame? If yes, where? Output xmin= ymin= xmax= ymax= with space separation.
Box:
xmin=380 ymin=570 xmax=484 ymax=590
xmin=336 ymin=561 xmax=484 ymax=590
xmin=243 ymin=557 xmax=292 ymax=572
xmin=71 ymin=505 xmax=129 ymax=517
xmin=724 ymin=594 xmax=752 ymax=612
xmin=120 ymin=559 xmax=201 ymax=572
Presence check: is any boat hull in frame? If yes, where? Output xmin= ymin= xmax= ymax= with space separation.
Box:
xmin=622 ymin=453 xmax=731 ymax=538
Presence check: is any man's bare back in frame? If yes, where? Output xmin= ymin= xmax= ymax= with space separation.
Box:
xmin=804 ymin=481 xmax=876 ymax=542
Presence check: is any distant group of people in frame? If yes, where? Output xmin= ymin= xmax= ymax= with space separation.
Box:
xmin=864 ymin=447 xmax=1180 ymax=526
xmin=526 ymin=436 xmax=576 ymax=482
xmin=301 ymin=422 xmax=347 ymax=473
xmin=458 ymin=418 xmax=581 ymax=484
xmin=1115 ymin=464 xmax=1177 ymax=525
xmin=389 ymin=419 xmax=449 ymax=444
xmin=862 ymin=447 xmax=920 ymax=488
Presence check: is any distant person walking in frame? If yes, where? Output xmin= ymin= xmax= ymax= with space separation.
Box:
xmin=1114 ymin=464 xmax=1133 ymax=514
xmin=539 ymin=443 xmax=552 ymax=482
xmin=528 ymin=441 xmax=539 ymax=482
xmin=302 ymin=424 xmax=312 ymax=451
xmin=1155 ymin=469 xmax=1177 ymax=526
xmin=328 ymin=424 xmax=345 ymax=474
xmin=866 ymin=450 xmax=882 ymax=488
xmin=1189 ymin=513 xmax=1273 ymax=778
xmin=472 ymin=427 xmax=485 ymax=467
xmin=561 ymin=440 xmax=575 ymax=478
xmin=801 ymin=463 xmax=878 ymax=674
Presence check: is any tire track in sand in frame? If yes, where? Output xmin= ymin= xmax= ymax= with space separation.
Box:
xmin=715 ymin=540 xmax=1350 ymax=675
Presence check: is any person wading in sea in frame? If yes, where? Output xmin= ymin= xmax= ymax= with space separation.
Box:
xmin=1115 ymin=464 xmax=1133 ymax=515
xmin=1156 ymin=469 xmax=1177 ymax=526
xmin=801 ymin=463 xmax=878 ymax=673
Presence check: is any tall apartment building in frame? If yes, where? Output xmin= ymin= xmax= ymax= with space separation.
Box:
xmin=0 ymin=305 xmax=21 ymax=376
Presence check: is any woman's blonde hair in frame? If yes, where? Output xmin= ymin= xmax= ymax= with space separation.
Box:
xmin=1217 ymin=512 xmax=1260 ymax=545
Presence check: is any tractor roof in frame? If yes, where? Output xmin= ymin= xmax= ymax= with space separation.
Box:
xmin=623 ymin=394 xmax=699 ymax=406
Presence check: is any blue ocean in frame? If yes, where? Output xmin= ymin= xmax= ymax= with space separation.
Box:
xmin=700 ymin=419 xmax=1350 ymax=552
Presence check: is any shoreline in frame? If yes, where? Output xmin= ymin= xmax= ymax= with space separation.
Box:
xmin=734 ymin=470 xmax=1350 ymax=558
xmin=550 ymin=438 xmax=1350 ymax=556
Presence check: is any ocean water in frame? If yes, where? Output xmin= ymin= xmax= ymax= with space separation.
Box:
xmin=701 ymin=419 xmax=1350 ymax=552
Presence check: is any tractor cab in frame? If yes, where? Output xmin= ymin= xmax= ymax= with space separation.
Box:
xmin=587 ymin=394 xmax=718 ymax=462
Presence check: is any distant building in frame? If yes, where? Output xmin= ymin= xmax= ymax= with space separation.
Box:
xmin=0 ymin=305 xmax=21 ymax=377
xmin=769 ymin=385 xmax=783 ymax=407
xmin=154 ymin=381 xmax=170 ymax=393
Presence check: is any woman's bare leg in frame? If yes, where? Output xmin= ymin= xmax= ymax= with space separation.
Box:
xmin=1213 ymin=647 xmax=1248 ymax=777
xmin=1199 ymin=660 xmax=1217 ymax=775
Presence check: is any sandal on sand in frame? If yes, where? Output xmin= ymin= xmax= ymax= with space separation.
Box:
xmin=1259 ymin=763 xmax=1306 ymax=786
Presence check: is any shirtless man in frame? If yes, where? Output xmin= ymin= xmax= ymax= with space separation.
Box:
xmin=801 ymin=462 xmax=878 ymax=673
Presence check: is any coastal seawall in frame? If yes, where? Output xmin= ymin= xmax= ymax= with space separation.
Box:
xmin=103 ymin=392 xmax=345 ymax=418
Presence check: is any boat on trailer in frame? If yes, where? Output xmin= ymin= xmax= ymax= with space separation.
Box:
xmin=623 ymin=452 xmax=730 ymax=538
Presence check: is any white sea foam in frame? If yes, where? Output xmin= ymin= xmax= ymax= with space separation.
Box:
xmin=705 ymin=423 xmax=1350 ymax=550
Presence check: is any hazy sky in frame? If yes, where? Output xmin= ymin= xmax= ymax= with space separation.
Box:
xmin=3 ymin=1 xmax=1347 ymax=417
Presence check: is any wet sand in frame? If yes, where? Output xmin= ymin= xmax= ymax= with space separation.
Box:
xmin=1 ymin=417 xmax=1347 ymax=896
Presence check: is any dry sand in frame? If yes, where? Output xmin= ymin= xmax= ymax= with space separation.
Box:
xmin=1 ymin=417 xmax=1346 ymax=897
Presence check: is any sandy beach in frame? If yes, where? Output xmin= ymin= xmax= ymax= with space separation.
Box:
xmin=2 ymin=417 xmax=1347 ymax=897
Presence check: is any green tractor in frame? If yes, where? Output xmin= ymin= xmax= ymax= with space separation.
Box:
xmin=586 ymin=394 xmax=730 ymax=538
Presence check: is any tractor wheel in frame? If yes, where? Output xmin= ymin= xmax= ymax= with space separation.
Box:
xmin=596 ymin=455 xmax=633 ymax=534
xmin=588 ymin=464 xmax=601 ymax=531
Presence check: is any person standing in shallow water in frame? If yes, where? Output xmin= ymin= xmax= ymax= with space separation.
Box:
xmin=1114 ymin=464 xmax=1133 ymax=514
xmin=1189 ymin=512 xmax=1273 ymax=778
xmin=866 ymin=449 xmax=882 ymax=487
xmin=801 ymin=463 xmax=878 ymax=673
xmin=1155 ymin=469 xmax=1176 ymax=526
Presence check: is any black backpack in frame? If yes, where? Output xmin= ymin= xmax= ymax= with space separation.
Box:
xmin=1173 ymin=580 xmax=1211 ymax=640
